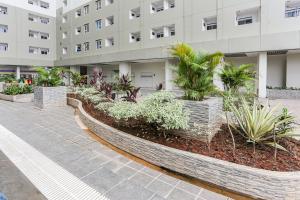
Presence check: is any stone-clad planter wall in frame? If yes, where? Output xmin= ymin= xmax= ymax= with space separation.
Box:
xmin=267 ymin=89 xmax=300 ymax=99
xmin=0 ymin=82 xmax=5 ymax=93
xmin=68 ymin=97 xmax=300 ymax=200
xmin=0 ymin=93 xmax=33 ymax=103
xmin=182 ymin=97 xmax=223 ymax=142
xmin=34 ymin=86 xmax=66 ymax=109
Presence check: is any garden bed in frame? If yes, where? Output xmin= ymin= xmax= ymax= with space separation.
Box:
xmin=67 ymin=97 xmax=300 ymax=200
xmin=0 ymin=93 xmax=33 ymax=103
xmin=68 ymin=94 xmax=300 ymax=172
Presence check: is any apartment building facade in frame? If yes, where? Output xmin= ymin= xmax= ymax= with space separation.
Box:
xmin=1 ymin=0 xmax=300 ymax=97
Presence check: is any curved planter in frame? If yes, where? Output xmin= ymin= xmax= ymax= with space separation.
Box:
xmin=67 ymin=97 xmax=300 ymax=200
xmin=0 ymin=93 xmax=33 ymax=103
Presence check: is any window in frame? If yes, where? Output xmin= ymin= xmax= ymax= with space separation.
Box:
xmin=84 ymin=42 xmax=89 ymax=51
xmin=63 ymin=0 xmax=67 ymax=7
xmin=84 ymin=5 xmax=89 ymax=15
xmin=40 ymin=1 xmax=49 ymax=9
xmin=105 ymin=16 xmax=114 ymax=26
xmin=236 ymin=8 xmax=259 ymax=26
xmin=105 ymin=0 xmax=113 ymax=6
xmin=75 ymin=27 xmax=81 ymax=35
xmin=40 ymin=48 xmax=49 ymax=55
xmin=29 ymin=30 xmax=39 ymax=38
xmin=96 ymin=39 xmax=102 ymax=49
xmin=76 ymin=44 xmax=82 ymax=52
xmin=62 ymin=15 xmax=67 ymax=23
xmin=96 ymin=0 xmax=102 ymax=10
xmin=28 ymin=14 xmax=38 ymax=22
xmin=129 ymin=32 xmax=141 ymax=43
xmin=40 ymin=17 xmax=49 ymax=24
xmin=40 ymin=32 xmax=49 ymax=40
xmin=285 ymin=1 xmax=300 ymax=18
xmin=29 ymin=47 xmax=39 ymax=54
xmin=0 ymin=43 xmax=8 ymax=51
xmin=237 ymin=16 xmax=253 ymax=25
xmin=0 ymin=25 xmax=8 ymax=33
xmin=96 ymin=19 xmax=102 ymax=30
xmin=62 ymin=32 xmax=67 ymax=39
xmin=84 ymin=23 xmax=89 ymax=33
xmin=130 ymin=7 xmax=141 ymax=19
xmin=151 ymin=0 xmax=174 ymax=13
xmin=62 ymin=47 xmax=67 ymax=55
xmin=105 ymin=37 xmax=114 ymax=47
xmin=203 ymin=16 xmax=217 ymax=31
xmin=76 ymin=9 xmax=81 ymax=17
xmin=28 ymin=0 xmax=38 ymax=5
xmin=0 ymin=6 xmax=7 ymax=15
xmin=151 ymin=24 xmax=175 ymax=39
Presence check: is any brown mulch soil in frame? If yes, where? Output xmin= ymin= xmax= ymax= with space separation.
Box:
xmin=69 ymin=94 xmax=300 ymax=172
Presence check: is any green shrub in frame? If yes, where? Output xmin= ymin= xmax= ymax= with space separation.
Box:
xmin=220 ymin=63 xmax=255 ymax=92
xmin=227 ymin=97 xmax=297 ymax=151
xmin=70 ymin=71 xmax=85 ymax=87
xmin=35 ymin=67 xmax=67 ymax=87
xmin=140 ymin=91 xmax=189 ymax=130
xmin=171 ymin=43 xmax=224 ymax=101
xmin=3 ymin=84 xmax=33 ymax=95
xmin=95 ymin=102 xmax=114 ymax=113
xmin=108 ymin=101 xmax=141 ymax=120
xmin=0 ymin=74 xmax=15 ymax=83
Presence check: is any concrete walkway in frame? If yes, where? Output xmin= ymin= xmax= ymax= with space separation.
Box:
xmin=0 ymin=100 xmax=230 ymax=200
xmin=0 ymin=151 xmax=46 ymax=200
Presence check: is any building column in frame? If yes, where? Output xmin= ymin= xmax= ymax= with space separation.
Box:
xmin=119 ymin=62 xmax=131 ymax=77
xmin=165 ymin=60 xmax=174 ymax=91
xmin=214 ymin=64 xmax=224 ymax=91
xmin=16 ymin=66 xmax=20 ymax=80
xmin=257 ymin=52 xmax=268 ymax=98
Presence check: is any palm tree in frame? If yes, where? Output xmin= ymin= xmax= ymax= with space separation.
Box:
xmin=171 ymin=43 xmax=224 ymax=101
xmin=220 ymin=62 xmax=255 ymax=92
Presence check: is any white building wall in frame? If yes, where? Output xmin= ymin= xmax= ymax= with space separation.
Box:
xmin=267 ymin=55 xmax=286 ymax=88
xmin=287 ymin=54 xmax=300 ymax=88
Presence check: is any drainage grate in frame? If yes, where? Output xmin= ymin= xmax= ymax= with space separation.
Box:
xmin=0 ymin=125 xmax=109 ymax=200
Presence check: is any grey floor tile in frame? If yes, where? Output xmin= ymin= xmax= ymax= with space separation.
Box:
xmin=127 ymin=161 xmax=144 ymax=170
xmin=141 ymin=167 xmax=161 ymax=178
xmin=151 ymin=194 xmax=167 ymax=200
xmin=198 ymin=189 xmax=228 ymax=200
xmin=106 ymin=180 xmax=154 ymax=200
xmin=103 ymin=160 xmax=125 ymax=172
xmin=129 ymin=172 xmax=154 ymax=187
xmin=147 ymin=179 xmax=173 ymax=198
xmin=115 ymin=166 xmax=137 ymax=179
xmin=166 ymin=188 xmax=196 ymax=200
xmin=176 ymin=181 xmax=202 ymax=195
xmin=82 ymin=167 xmax=122 ymax=193
xmin=158 ymin=174 xmax=180 ymax=185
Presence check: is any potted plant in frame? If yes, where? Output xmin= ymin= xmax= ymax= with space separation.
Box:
xmin=34 ymin=67 xmax=67 ymax=109
xmin=171 ymin=43 xmax=224 ymax=142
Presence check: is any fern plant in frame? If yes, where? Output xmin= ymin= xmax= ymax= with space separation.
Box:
xmin=35 ymin=67 xmax=66 ymax=87
xmin=171 ymin=43 xmax=224 ymax=101
xmin=220 ymin=63 xmax=255 ymax=92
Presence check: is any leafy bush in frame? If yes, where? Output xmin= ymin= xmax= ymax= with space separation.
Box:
xmin=140 ymin=92 xmax=189 ymax=130
xmin=220 ymin=63 xmax=255 ymax=92
xmin=3 ymin=84 xmax=33 ymax=95
xmin=227 ymin=97 xmax=297 ymax=151
xmin=0 ymin=74 xmax=15 ymax=83
xmin=36 ymin=67 xmax=67 ymax=87
xmin=108 ymin=101 xmax=141 ymax=120
xmin=70 ymin=71 xmax=86 ymax=87
xmin=95 ymin=102 xmax=114 ymax=113
xmin=171 ymin=43 xmax=224 ymax=101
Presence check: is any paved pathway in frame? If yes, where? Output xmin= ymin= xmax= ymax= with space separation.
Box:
xmin=0 ymin=100 xmax=230 ymax=200
xmin=0 ymin=151 xmax=46 ymax=200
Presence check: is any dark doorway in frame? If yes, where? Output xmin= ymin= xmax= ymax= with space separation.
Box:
xmin=80 ymin=66 xmax=87 ymax=76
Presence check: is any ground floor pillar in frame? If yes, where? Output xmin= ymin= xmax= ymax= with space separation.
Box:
xmin=165 ymin=60 xmax=174 ymax=91
xmin=16 ymin=66 xmax=20 ymax=80
xmin=119 ymin=62 xmax=131 ymax=78
xmin=257 ymin=52 xmax=267 ymax=98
